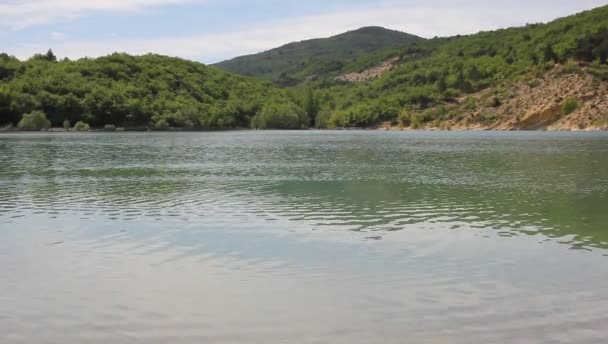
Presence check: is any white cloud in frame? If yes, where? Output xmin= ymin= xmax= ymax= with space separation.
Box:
xmin=7 ymin=0 xmax=608 ymax=63
xmin=0 ymin=0 xmax=198 ymax=29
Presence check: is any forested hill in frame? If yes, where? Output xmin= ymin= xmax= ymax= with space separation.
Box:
xmin=1 ymin=5 xmax=608 ymax=132
xmin=0 ymin=53 xmax=300 ymax=130
xmin=214 ymin=27 xmax=422 ymax=85
xmin=300 ymin=5 xmax=608 ymax=130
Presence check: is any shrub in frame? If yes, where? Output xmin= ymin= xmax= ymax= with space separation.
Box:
xmin=481 ymin=113 xmax=498 ymax=122
xmin=73 ymin=121 xmax=90 ymax=131
xmin=172 ymin=109 xmax=200 ymax=129
xmin=315 ymin=109 xmax=332 ymax=129
xmin=103 ymin=124 xmax=116 ymax=132
xmin=63 ymin=120 xmax=71 ymax=131
xmin=561 ymin=97 xmax=579 ymax=116
xmin=411 ymin=115 xmax=422 ymax=129
xmin=154 ymin=119 xmax=170 ymax=130
xmin=17 ymin=110 xmax=51 ymax=131
xmin=462 ymin=96 xmax=477 ymax=111
xmin=328 ymin=111 xmax=347 ymax=128
xmin=398 ymin=110 xmax=411 ymax=126
xmin=562 ymin=61 xmax=581 ymax=74
xmin=251 ymin=102 xmax=305 ymax=129
xmin=486 ymin=96 xmax=501 ymax=108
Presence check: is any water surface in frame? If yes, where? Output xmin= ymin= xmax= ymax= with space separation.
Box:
xmin=1 ymin=131 xmax=608 ymax=343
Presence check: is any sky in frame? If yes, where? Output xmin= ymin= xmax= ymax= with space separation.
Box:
xmin=1 ymin=0 xmax=607 ymax=63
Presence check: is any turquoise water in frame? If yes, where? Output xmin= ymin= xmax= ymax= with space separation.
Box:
xmin=1 ymin=131 xmax=608 ymax=343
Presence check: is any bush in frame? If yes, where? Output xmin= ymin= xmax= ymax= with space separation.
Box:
xmin=103 ymin=124 xmax=116 ymax=132
xmin=153 ymin=119 xmax=170 ymax=131
xmin=17 ymin=110 xmax=51 ymax=131
xmin=411 ymin=115 xmax=422 ymax=129
xmin=172 ymin=109 xmax=200 ymax=129
xmin=486 ymin=96 xmax=501 ymax=108
xmin=481 ymin=113 xmax=498 ymax=122
xmin=73 ymin=121 xmax=90 ymax=131
xmin=63 ymin=120 xmax=71 ymax=131
xmin=561 ymin=97 xmax=579 ymax=116
xmin=462 ymin=96 xmax=477 ymax=111
xmin=251 ymin=102 xmax=305 ymax=129
xmin=315 ymin=109 xmax=332 ymax=129
xmin=398 ymin=110 xmax=411 ymax=126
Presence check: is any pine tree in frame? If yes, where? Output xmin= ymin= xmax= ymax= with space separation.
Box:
xmin=45 ymin=49 xmax=57 ymax=62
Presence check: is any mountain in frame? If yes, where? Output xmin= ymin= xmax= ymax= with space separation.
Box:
xmin=214 ymin=27 xmax=422 ymax=85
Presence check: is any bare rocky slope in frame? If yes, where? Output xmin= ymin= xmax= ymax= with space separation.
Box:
xmin=380 ymin=65 xmax=608 ymax=131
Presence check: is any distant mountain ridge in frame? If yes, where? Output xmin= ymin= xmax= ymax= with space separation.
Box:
xmin=214 ymin=27 xmax=422 ymax=85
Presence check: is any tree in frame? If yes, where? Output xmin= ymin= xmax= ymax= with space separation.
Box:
xmin=543 ymin=43 xmax=558 ymax=63
xmin=17 ymin=110 xmax=51 ymax=131
xmin=573 ymin=27 xmax=608 ymax=63
xmin=303 ymin=88 xmax=319 ymax=128
xmin=73 ymin=121 xmax=90 ymax=131
xmin=251 ymin=102 xmax=305 ymax=129
xmin=45 ymin=49 xmax=57 ymax=62
xmin=437 ymin=76 xmax=448 ymax=93
xmin=0 ymin=86 xmax=14 ymax=124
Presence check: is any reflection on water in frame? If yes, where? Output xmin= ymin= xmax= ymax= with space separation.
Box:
xmin=1 ymin=131 xmax=608 ymax=343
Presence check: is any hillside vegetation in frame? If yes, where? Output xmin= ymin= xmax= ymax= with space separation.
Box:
xmin=0 ymin=53 xmax=305 ymax=130
xmin=299 ymin=5 xmax=608 ymax=130
xmin=1 ymin=6 xmax=608 ymax=131
xmin=215 ymin=27 xmax=422 ymax=86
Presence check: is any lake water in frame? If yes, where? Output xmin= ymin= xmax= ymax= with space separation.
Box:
xmin=1 ymin=131 xmax=608 ymax=343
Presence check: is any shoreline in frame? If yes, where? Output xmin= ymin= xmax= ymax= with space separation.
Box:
xmin=1 ymin=126 xmax=607 ymax=133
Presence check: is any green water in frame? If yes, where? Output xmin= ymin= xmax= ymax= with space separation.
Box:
xmin=1 ymin=131 xmax=607 ymax=343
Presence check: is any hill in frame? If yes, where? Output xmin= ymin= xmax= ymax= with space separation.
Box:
xmin=214 ymin=27 xmax=422 ymax=85
xmin=301 ymin=5 xmax=608 ymax=130
xmin=1 ymin=6 xmax=608 ymax=131
xmin=0 ymin=53 xmax=305 ymax=130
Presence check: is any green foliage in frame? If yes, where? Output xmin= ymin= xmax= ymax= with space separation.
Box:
xmin=573 ymin=27 xmax=608 ymax=63
xmin=216 ymin=27 xmax=422 ymax=85
xmin=17 ymin=110 xmax=51 ymax=131
xmin=398 ymin=110 xmax=411 ymax=126
xmin=561 ymin=97 xmax=579 ymax=115
xmin=63 ymin=120 xmax=71 ymax=130
xmin=543 ymin=44 xmax=558 ymax=63
xmin=153 ymin=119 xmax=170 ymax=131
xmin=410 ymin=115 xmax=422 ymax=129
xmin=0 ymin=53 xmax=291 ymax=129
xmin=295 ymin=5 xmax=608 ymax=127
xmin=0 ymin=85 xmax=15 ymax=124
xmin=315 ymin=109 xmax=332 ymax=129
xmin=480 ymin=112 xmax=498 ymax=122
xmin=251 ymin=102 xmax=306 ymax=129
xmin=2 ymin=6 xmax=608 ymax=130
xmin=73 ymin=121 xmax=90 ymax=131
xmin=328 ymin=110 xmax=347 ymax=128
xmin=462 ymin=96 xmax=478 ymax=110
xmin=303 ymin=88 xmax=319 ymax=127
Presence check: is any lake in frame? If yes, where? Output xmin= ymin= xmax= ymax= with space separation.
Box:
xmin=1 ymin=131 xmax=607 ymax=343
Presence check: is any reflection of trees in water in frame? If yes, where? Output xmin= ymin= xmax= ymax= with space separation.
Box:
xmin=1 ymin=133 xmax=607 ymax=252
xmin=265 ymin=144 xmax=608 ymax=251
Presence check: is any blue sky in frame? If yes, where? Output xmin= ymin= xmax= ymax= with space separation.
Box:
xmin=1 ymin=0 xmax=606 ymax=63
